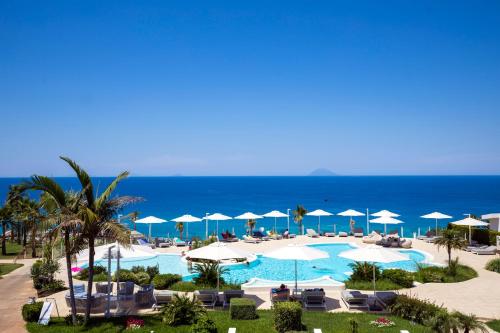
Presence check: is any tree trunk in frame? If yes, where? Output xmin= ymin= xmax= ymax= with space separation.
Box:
xmin=84 ymin=237 xmax=95 ymax=322
xmin=23 ymin=226 xmax=27 ymax=247
xmin=447 ymin=245 xmax=452 ymax=266
xmin=64 ymin=230 xmax=77 ymax=325
xmin=1 ymin=220 xmax=6 ymax=256
xmin=31 ymin=226 xmax=37 ymax=258
xmin=16 ymin=224 xmax=21 ymax=244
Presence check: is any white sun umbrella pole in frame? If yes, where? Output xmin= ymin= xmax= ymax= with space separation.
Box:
xmin=450 ymin=217 xmax=489 ymax=243
xmin=263 ymin=210 xmax=289 ymax=232
xmin=264 ymin=244 xmax=329 ymax=292
xmin=187 ymin=242 xmax=251 ymax=291
xmin=370 ymin=216 xmax=404 ymax=235
xmin=421 ymin=212 xmax=452 ymax=236
xmin=133 ymin=216 xmax=167 ymax=242
xmin=306 ymin=209 xmax=333 ymax=234
xmin=339 ymin=245 xmax=409 ymax=294
xmin=171 ymin=214 xmax=202 ymax=240
xmin=205 ymin=213 xmax=233 ymax=239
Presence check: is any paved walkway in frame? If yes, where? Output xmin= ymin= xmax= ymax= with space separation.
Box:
xmin=0 ymin=258 xmax=36 ymax=333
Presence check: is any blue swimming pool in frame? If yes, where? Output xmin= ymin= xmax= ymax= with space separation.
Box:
xmin=94 ymin=243 xmax=428 ymax=284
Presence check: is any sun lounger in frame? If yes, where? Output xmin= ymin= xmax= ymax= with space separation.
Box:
xmin=353 ymin=228 xmax=364 ymax=237
xmin=135 ymin=284 xmax=154 ymax=307
xmin=338 ymin=231 xmax=348 ymax=237
xmin=253 ymin=231 xmax=270 ymax=241
xmin=302 ymin=290 xmax=326 ymax=310
xmin=223 ymin=290 xmax=244 ymax=307
xmin=471 ymin=245 xmax=497 ymax=255
xmin=228 ymin=328 xmax=236 ymax=333
xmin=66 ymin=293 xmax=107 ymax=313
xmin=270 ymin=288 xmax=290 ymax=303
xmin=96 ymin=282 xmax=113 ymax=294
xmin=267 ymin=231 xmax=283 ymax=240
xmin=118 ymin=281 xmax=135 ymax=301
xmin=324 ymin=232 xmax=335 ymax=237
xmin=306 ymin=229 xmax=320 ymax=238
xmin=363 ymin=231 xmax=382 ymax=244
xmin=243 ymin=235 xmax=261 ymax=243
xmin=400 ymin=239 xmax=412 ymax=248
xmin=195 ymin=290 xmax=218 ymax=308
xmin=375 ymin=291 xmax=397 ymax=307
xmin=314 ymin=330 xmax=322 ymax=333
xmin=153 ymin=290 xmax=178 ymax=308
xmin=173 ymin=237 xmax=186 ymax=246
xmin=341 ymin=290 xmax=369 ymax=310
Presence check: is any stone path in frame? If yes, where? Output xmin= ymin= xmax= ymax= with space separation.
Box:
xmin=0 ymin=258 xmax=36 ymax=333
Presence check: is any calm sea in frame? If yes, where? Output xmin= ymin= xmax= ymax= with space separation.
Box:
xmin=1 ymin=176 xmax=499 ymax=239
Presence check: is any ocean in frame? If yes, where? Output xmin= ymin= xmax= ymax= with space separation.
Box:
xmin=1 ymin=176 xmax=499 ymax=239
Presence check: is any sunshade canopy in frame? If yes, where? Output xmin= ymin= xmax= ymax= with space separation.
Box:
xmin=186 ymin=242 xmax=250 ymax=261
xmin=262 ymin=210 xmax=289 ymax=218
xmin=306 ymin=209 xmax=334 ymax=217
xmin=421 ymin=212 xmax=452 ymax=219
xmin=370 ymin=216 xmax=404 ymax=225
xmin=264 ymin=244 xmax=329 ymax=261
xmin=338 ymin=245 xmax=409 ymax=263
xmin=234 ymin=212 xmax=263 ymax=220
xmin=171 ymin=214 xmax=202 ymax=223
xmin=77 ymin=243 xmax=155 ymax=262
xmin=134 ymin=216 xmax=167 ymax=224
xmin=450 ymin=217 xmax=489 ymax=227
xmin=205 ymin=213 xmax=232 ymax=221
xmin=371 ymin=210 xmax=400 ymax=217
xmin=338 ymin=209 xmax=365 ymax=217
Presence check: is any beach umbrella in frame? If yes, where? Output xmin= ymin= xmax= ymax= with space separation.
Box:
xmin=187 ymin=242 xmax=251 ymax=290
xmin=339 ymin=245 xmax=409 ymax=293
xmin=370 ymin=216 xmax=404 ymax=235
xmin=421 ymin=212 xmax=452 ymax=235
xmin=450 ymin=217 xmax=489 ymax=243
xmin=205 ymin=213 xmax=233 ymax=239
xmin=371 ymin=210 xmax=400 ymax=218
xmin=77 ymin=243 xmax=155 ymax=262
xmin=264 ymin=244 xmax=329 ymax=291
xmin=263 ymin=210 xmax=289 ymax=232
xmin=171 ymin=214 xmax=202 ymax=240
xmin=306 ymin=209 xmax=333 ymax=234
xmin=338 ymin=209 xmax=365 ymax=233
xmin=134 ymin=216 xmax=167 ymax=241
xmin=234 ymin=212 xmax=263 ymax=234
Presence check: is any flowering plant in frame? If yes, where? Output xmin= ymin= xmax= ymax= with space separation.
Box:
xmin=369 ymin=317 xmax=395 ymax=327
xmin=126 ymin=317 xmax=145 ymax=330
xmin=71 ymin=267 xmax=82 ymax=273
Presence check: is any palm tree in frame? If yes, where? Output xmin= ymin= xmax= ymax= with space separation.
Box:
xmin=0 ymin=205 xmax=12 ymax=256
xmin=247 ymin=219 xmax=256 ymax=235
xmin=58 ymin=156 xmax=137 ymax=322
xmin=434 ymin=229 xmax=467 ymax=266
xmin=19 ymin=176 xmax=87 ymax=325
xmin=130 ymin=211 xmax=140 ymax=231
xmin=176 ymin=222 xmax=184 ymax=240
xmin=452 ymin=312 xmax=488 ymax=333
xmin=292 ymin=205 xmax=308 ymax=235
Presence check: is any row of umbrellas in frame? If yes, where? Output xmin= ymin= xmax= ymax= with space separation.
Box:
xmin=134 ymin=209 xmax=489 ymax=241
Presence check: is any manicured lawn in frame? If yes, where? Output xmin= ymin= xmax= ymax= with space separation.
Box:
xmin=0 ymin=241 xmax=24 ymax=259
xmin=0 ymin=263 xmax=23 ymax=277
xmin=414 ymin=265 xmax=478 ymax=283
xmin=26 ymin=311 xmax=432 ymax=333
xmin=487 ymin=320 xmax=500 ymax=332
xmin=345 ymin=279 xmax=403 ymax=290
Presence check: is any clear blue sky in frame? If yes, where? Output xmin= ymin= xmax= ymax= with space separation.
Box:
xmin=1 ymin=1 xmax=499 ymax=176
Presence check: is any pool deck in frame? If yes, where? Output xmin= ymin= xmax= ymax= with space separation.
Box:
xmin=5 ymin=234 xmax=497 ymax=332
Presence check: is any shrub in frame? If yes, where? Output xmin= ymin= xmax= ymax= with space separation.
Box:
xmin=486 ymin=258 xmax=500 ymax=273
xmin=30 ymin=260 xmax=60 ymax=290
xmin=349 ymin=262 xmax=381 ymax=281
xmin=230 ymin=298 xmax=257 ymax=320
xmin=170 ymin=281 xmax=199 ymax=292
xmin=64 ymin=314 xmax=84 ymax=326
xmin=40 ymin=279 xmax=65 ymax=293
xmin=388 ymin=294 xmax=442 ymax=324
xmin=161 ymin=294 xmax=206 ymax=326
xmin=193 ymin=262 xmax=227 ymax=287
xmin=135 ymin=272 xmax=151 ymax=285
xmin=348 ymin=318 xmax=359 ymax=333
xmin=273 ymin=301 xmax=302 ymax=333
xmin=76 ymin=265 xmax=107 ymax=281
xmin=113 ymin=269 xmax=139 ymax=285
xmin=190 ymin=315 xmax=217 ymax=333
xmin=382 ymin=269 xmax=414 ymax=288
xmin=130 ymin=266 xmax=146 ymax=274
xmin=152 ymin=273 xmax=182 ymax=290
xmin=22 ymin=302 xmax=43 ymax=322
xmin=146 ymin=265 xmax=160 ymax=281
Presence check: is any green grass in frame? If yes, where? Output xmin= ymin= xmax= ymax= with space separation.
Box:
xmin=487 ymin=320 xmax=500 ymax=332
xmin=26 ymin=311 xmax=432 ymax=333
xmin=0 ymin=241 xmax=24 ymax=259
xmin=0 ymin=263 xmax=23 ymax=276
xmin=414 ymin=265 xmax=478 ymax=283
xmin=169 ymin=281 xmax=241 ymax=292
xmin=344 ymin=278 xmax=404 ymax=290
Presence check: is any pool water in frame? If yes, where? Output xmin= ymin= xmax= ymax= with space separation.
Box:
xmin=94 ymin=243 xmax=427 ymax=284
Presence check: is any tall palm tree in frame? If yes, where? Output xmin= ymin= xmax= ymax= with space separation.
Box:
xmin=293 ymin=205 xmax=308 ymax=235
xmin=19 ymin=176 xmax=87 ymax=325
xmin=176 ymin=222 xmax=184 ymax=240
xmin=0 ymin=204 xmax=12 ymax=256
xmin=247 ymin=219 xmax=256 ymax=235
xmin=434 ymin=229 xmax=467 ymax=266
xmin=130 ymin=211 xmax=140 ymax=231
xmin=59 ymin=156 xmax=137 ymax=322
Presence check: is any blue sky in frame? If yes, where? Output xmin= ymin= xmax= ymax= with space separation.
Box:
xmin=1 ymin=1 xmax=499 ymax=176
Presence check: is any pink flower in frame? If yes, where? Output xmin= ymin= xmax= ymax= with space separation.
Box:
xmin=71 ymin=267 xmax=82 ymax=273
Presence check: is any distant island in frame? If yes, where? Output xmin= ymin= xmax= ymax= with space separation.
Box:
xmin=308 ymin=168 xmax=338 ymax=176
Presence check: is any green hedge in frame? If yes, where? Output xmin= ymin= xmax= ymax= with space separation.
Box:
xmin=22 ymin=302 xmax=44 ymax=322
xmin=190 ymin=315 xmax=218 ymax=333
xmin=486 ymin=258 xmax=500 ymax=273
xmin=450 ymin=225 xmax=500 ymax=245
xmin=152 ymin=274 xmax=182 ymax=290
xmin=273 ymin=301 xmax=302 ymax=333
xmin=230 ymin=298 xmax=257 ymax=320
xmin=388 ymin=294 xmax=442 ymax=324
xmin=382 ymin=269 xmax=414 ymax=288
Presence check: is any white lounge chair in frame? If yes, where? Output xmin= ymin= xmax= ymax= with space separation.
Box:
xmin=314 ymin=330 xmax=323 ymax=333
xmin=228 ymin=328 xmax=236 ymax=333
xmin=306 ymin=229 xmax=320 ymax=238
xmin=338 ymin=231 xmax=348 ymax=237
xmin=243 ymin=235 xmax=261 ymax=243
xmin=471 ymin=245 xmax=497 ymax=255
